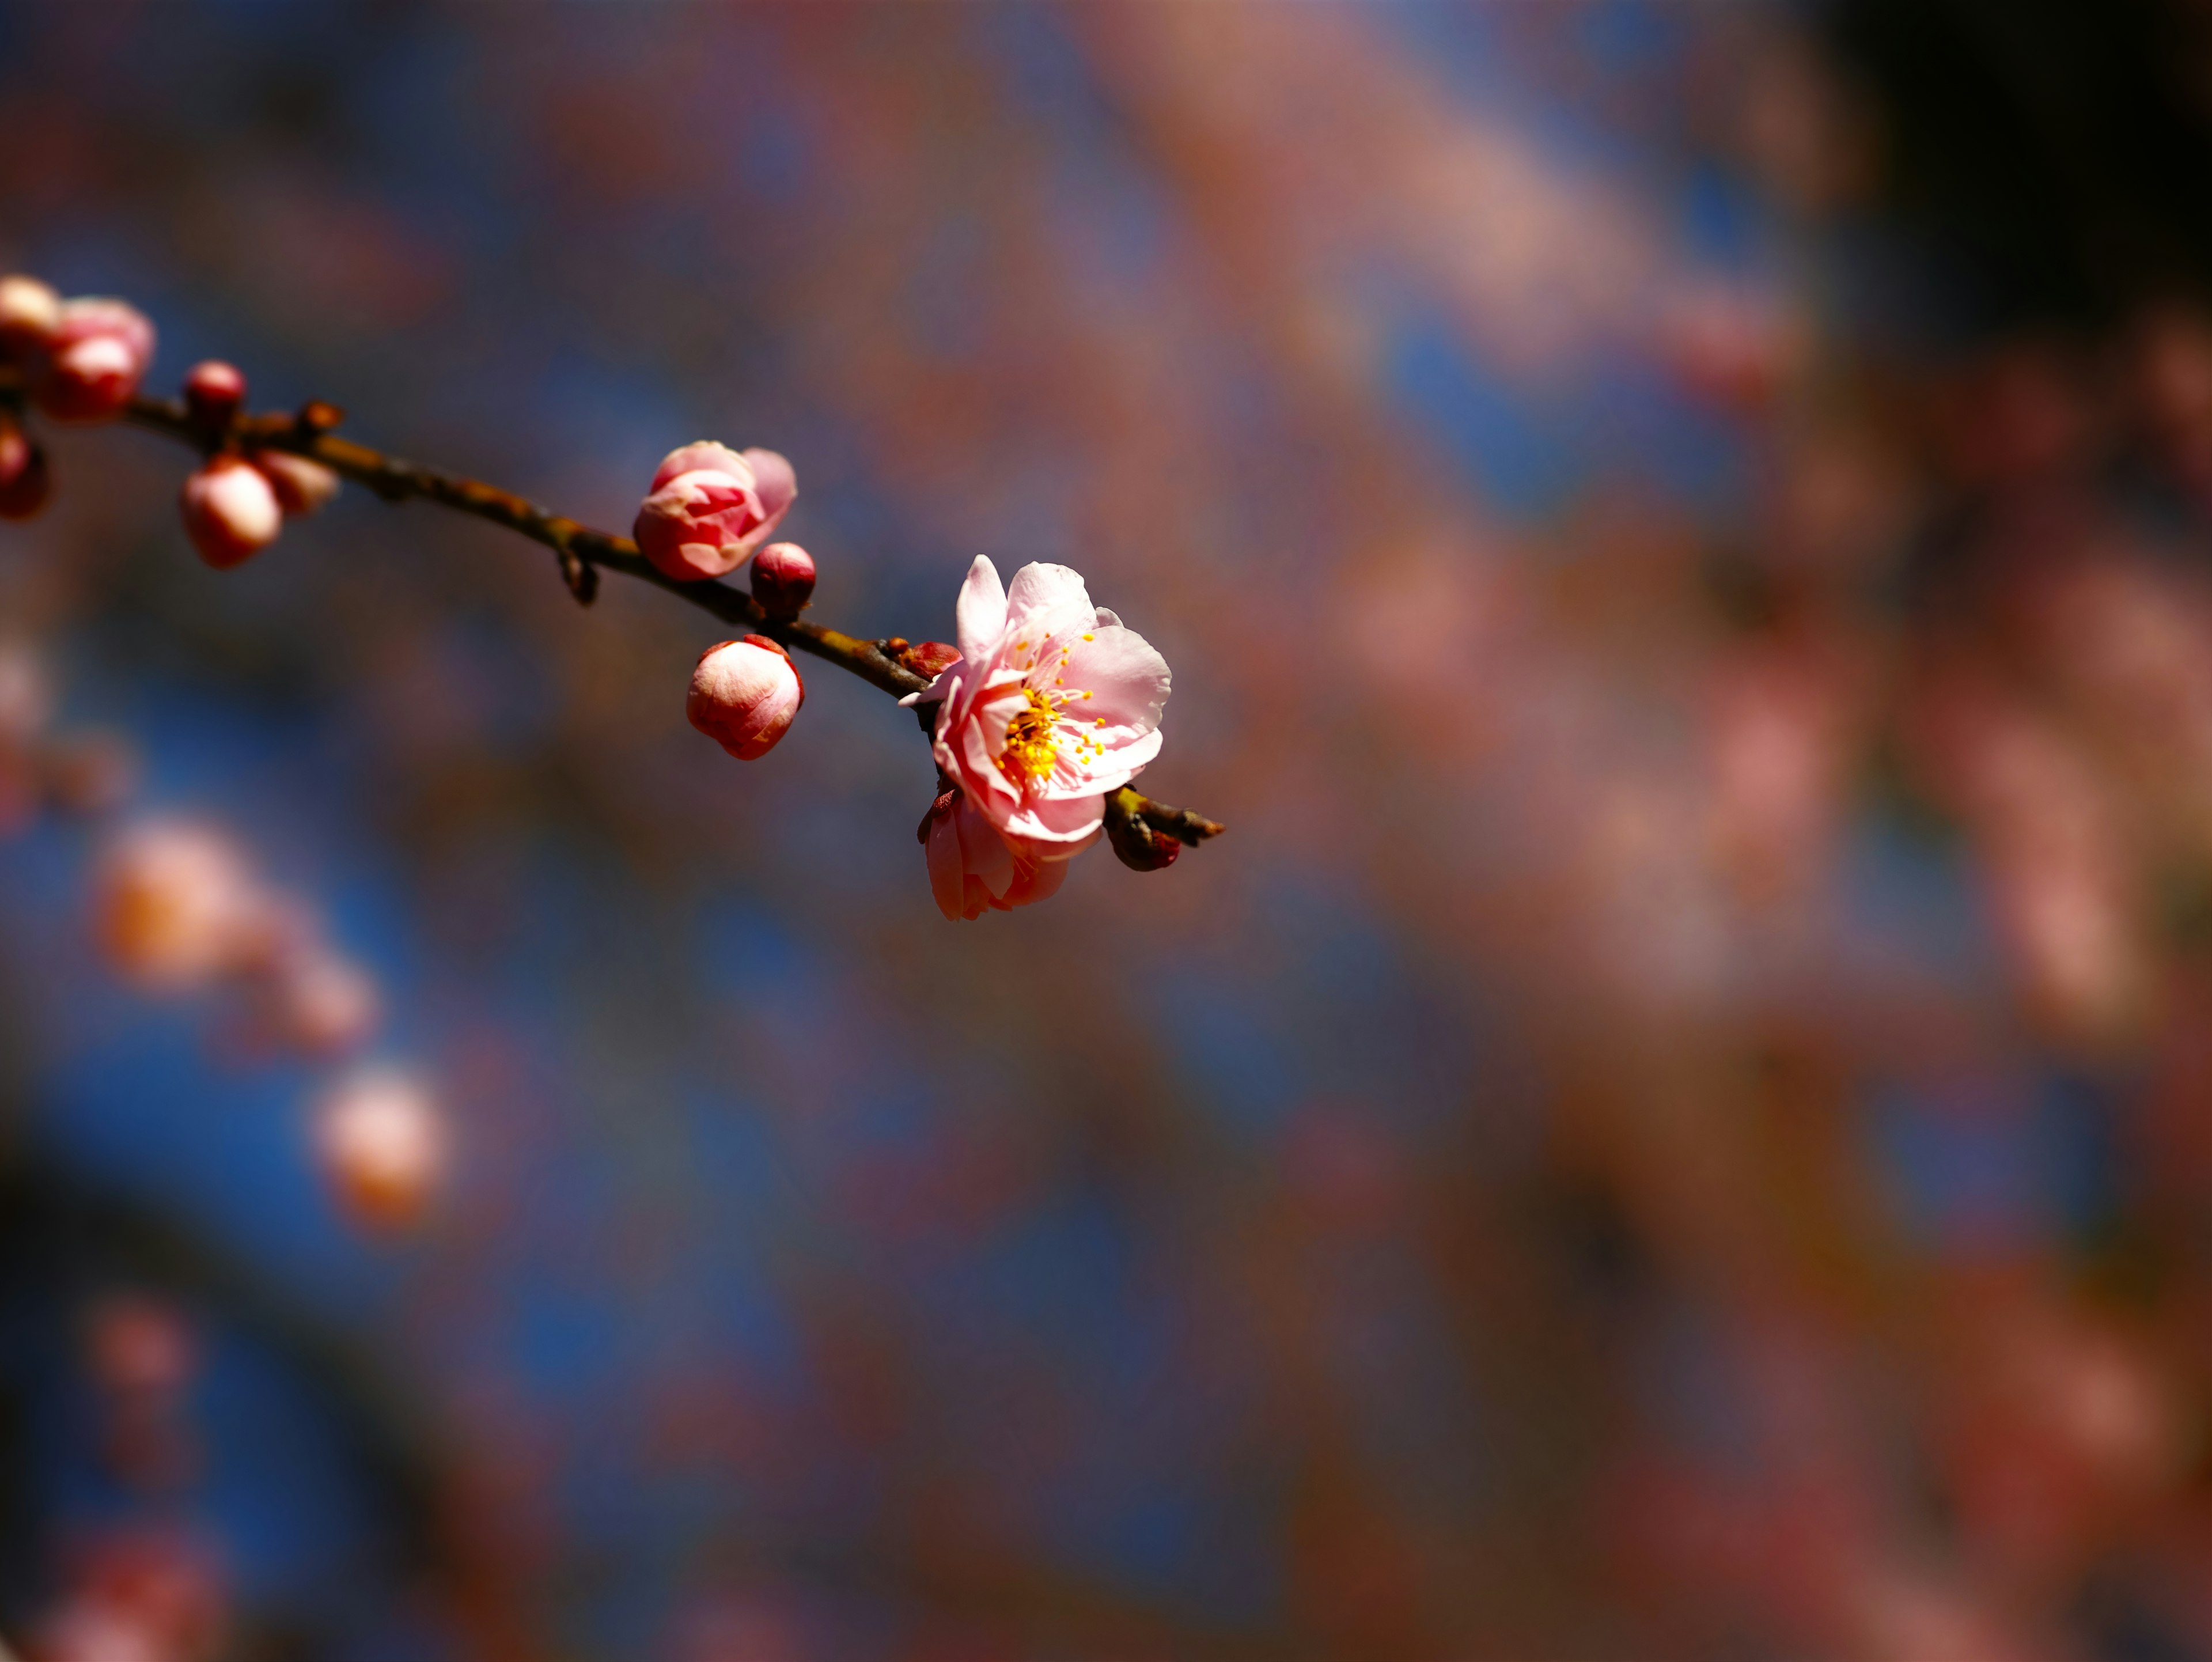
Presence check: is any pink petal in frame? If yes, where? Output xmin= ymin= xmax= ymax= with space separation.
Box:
xmin=741 ymin=448 xmax=797 ymax=525
xmin=1002 ymin=791 xmax=1108 ymax=849
xmin=651 ymin=441 xmax=749 ymax=493
xmin=1058 ymin=625 xmax=1171 ymax=733
xmin=955 ymin=556 xmax=1009 ymax=673
xmin=1003 ymin=563 xmax=1096 ymax=643
xmin=926 ymin=809 xmax=968 ymax=920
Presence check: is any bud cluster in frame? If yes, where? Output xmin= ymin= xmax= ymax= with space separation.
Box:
xmin=173 ymin=360 xmax=341 ymax=569
xmin=93 ymin=816 xmax=383 ymax=1057
xmin=0 ymin=276 xmax=158 ymax=524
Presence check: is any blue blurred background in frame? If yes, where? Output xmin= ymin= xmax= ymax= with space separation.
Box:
xmin=10 ymin=3 xmax=2212 ymax=1658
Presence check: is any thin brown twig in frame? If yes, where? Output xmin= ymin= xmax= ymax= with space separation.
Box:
xmin=1 ymin=366 xmax=1224 ymax=857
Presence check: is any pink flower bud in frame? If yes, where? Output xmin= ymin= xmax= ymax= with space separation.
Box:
xmin=94 ymin=820 xmax=264 ymax=989
xmin=906 ymin=640 xmax=961 ymax=677
xmin=182 ymin=359 xmax=246 ymax=427
xmin=634 ymin=441 xmax=796 ymax=581
xmin=687 ymin=634 xmax=804 ymax=760
xmin=749 ymin=540 xmax=816 ymax=617
xmin=250 ymin=449 xmax=341 ymax=516
xmin=32 ymin=298 xmax=156 ymax=423
xmin=0 ymin=411 xmax=50 ymax=520
xmin=254 ymin=948 xmax=381 ymax=1057
xmin=0 ymin=274 xmax=60 ymax=359
xmin=314 ymin=1067 xmax=446 ymax=1229
xmin=180 ymin=456 xmax=282 ymax=569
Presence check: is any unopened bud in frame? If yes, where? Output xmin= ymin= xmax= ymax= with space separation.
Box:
xmin=748 ymin=540 xmax=816 ymax=618
xmin=906 ymin=640 xmax=961 ymax=678
xmin=257 ymin=949 xmax=381 ymax=1057
xmin=182 ymin=359 xmax=247 ymax=428
xmin=94 ymin=820 xmax=263 ymax=989
xmin=252 ymin=449 xmax=341 ymax=516
xmin=687 ymin=634 xmax=804 ymax=760
xmin=313 ymin=1067 xmax=446 ymax=1229
xmin=0 ymin=274 xmax=61 ymax=359
xmin=0 ymin=412 xmax=50 ymax=520
xmin=180 ymin=456 xmax=281 ymax=569
xmin=33 ymin=298 xmax=156 ymax=423
xmin=634 ymin=441 xmax=796 ymax=581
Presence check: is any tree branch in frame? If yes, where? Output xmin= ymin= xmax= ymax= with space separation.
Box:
xmin=0 ymin=366 xmax=1222 ymax=854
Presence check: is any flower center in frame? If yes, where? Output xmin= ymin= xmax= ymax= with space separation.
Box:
xmin=997 ymin=688 xmax=1063 ymax=789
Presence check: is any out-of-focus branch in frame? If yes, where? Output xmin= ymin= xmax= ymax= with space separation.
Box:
xmin=0 ymin=365 xmax=1222 ymax=856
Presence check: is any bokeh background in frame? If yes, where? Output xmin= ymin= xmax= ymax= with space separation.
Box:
xmin=9 ymin=2 xmax=2212 ymax=1657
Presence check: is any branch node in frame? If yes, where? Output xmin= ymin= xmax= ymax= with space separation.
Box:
xmin=550 ymin=528 xmax=597 ymax=607
xmin=295 ymin=400 xmax=345 ymax=436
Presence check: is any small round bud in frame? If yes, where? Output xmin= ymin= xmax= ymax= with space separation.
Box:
xmin=0 ymin=274 xmax=61 ymax=359
xmin=251 ymin=449 xmax=341 ymax=516
xmin=748 ymin=540 xmax=816 ymax=617
xmin=32 ymin=298 xmax=156 ymax=423
xmin=180 ymin=456 xmax=282 ymax=569
xmin=182 ymin=359 xmax=247 ymax=428
xmin=0 ymin=411 xmax=50 ymax=520
xmin=687 ymin=634 xmax=804 ymax=760
xmin=313 ymin=1067 xmax=446 ymax=1230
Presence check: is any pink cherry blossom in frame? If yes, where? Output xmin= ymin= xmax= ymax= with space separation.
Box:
xmin=918 ymin=782 xmax=1069 ymax=921
xmin=633 ymin=440 xmax=797 ymax=581
xmin=687 ymin=634 xmax=804 ymax=760
xmin=906 ymin=557 xmax=1171 ymax=858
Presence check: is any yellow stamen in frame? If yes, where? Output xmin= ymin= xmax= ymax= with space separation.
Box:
xmin=997 ymin=688 xmax=1062 ymax=788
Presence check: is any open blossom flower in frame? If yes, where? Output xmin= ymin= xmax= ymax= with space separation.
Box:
xmin=906 ymin=557 xmax=1171 ymax=858
xmin=634 ymin=441 xmax=796 ymax=581
xmin=32 ymin=297 xmax=156 ymax=423
xmin=918 ymin=782 xmax=1069 ymax=920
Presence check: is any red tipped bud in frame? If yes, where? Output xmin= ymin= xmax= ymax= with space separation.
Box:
xmin=749 ymin=540 xmax=816 ymax=618
xmin=0 ymin=275 xmax=60 ymax=359
xmin=32 ymin=298 xmax=155 ymax=423
xmin=183 ymin=359 xmax=247 ymax=428
xmin=687 ymin=634 xmax=804 ymax=760
xmin=180 ymin=456 xmax=281 ymax=569
xmin=907 ymin=640 xmax=961 ymax=678
xmin=252 ymin=449 xmax=341 ymax=516
xmin=0 ymin=412 xmax=50 ymax=520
